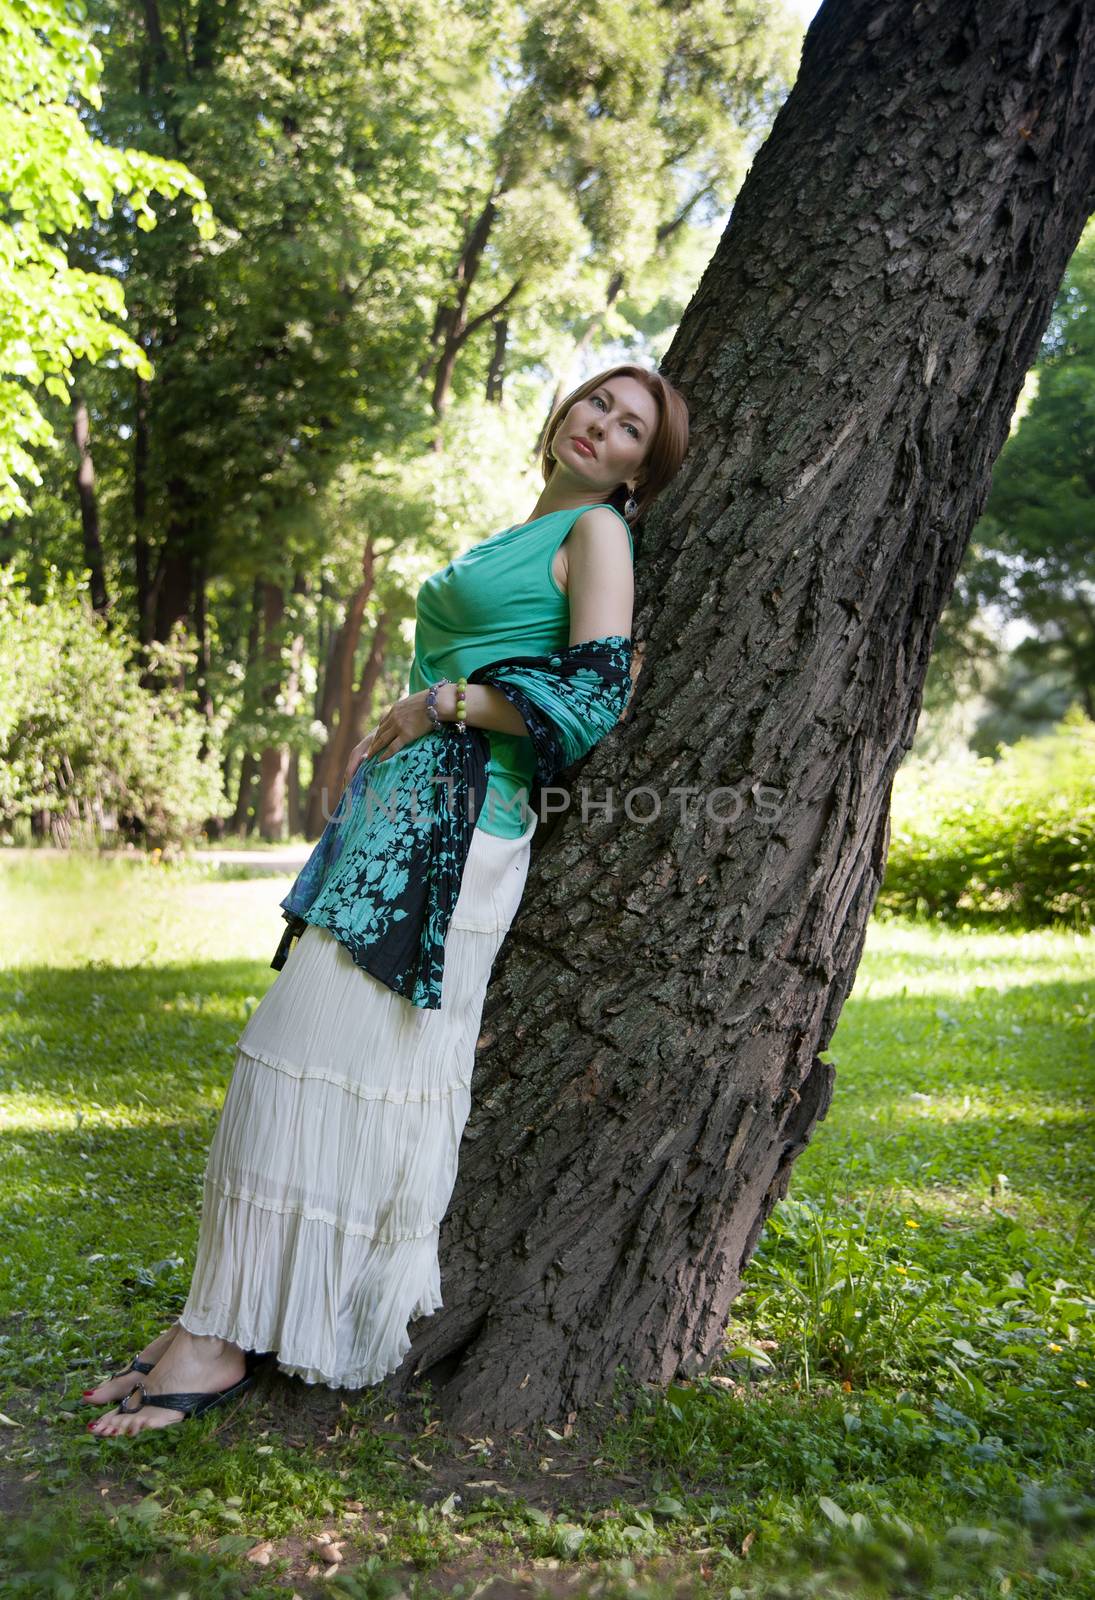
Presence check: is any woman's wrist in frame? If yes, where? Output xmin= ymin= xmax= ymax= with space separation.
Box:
xmin=435 ymin=682 xmax=459 ymax=722
xmin=429 ymin=680 xmax=529 ymax=738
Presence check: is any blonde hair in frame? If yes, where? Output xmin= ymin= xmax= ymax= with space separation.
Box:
xmin=540 ymin=364 xmax=690 ymax=526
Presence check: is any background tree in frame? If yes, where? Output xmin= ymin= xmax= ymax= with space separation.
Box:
xmin=385 ymin=0 xmax=1095 ymax=1433
xmin=8 ymin=0 xmax=796 ymax=843
xmin=955 ymin=221 xmax=1095 ymax=746
xmin=418 ymin=0 xmax=799 ymax=426
xmin=0 ymin=0 xmax=211 ymax=521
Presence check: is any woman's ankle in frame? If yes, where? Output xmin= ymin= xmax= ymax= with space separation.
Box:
xmin=174 ymin=1328 xmax=245 ymax=1358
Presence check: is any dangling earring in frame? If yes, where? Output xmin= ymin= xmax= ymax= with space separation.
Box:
xmin=623 ymin=489 xmax=638 ymax=519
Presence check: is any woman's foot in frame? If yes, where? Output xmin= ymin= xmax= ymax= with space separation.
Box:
xmin=86 ymin=1328 xmax=248 ymax=1436
xmin=81 ymin=1321 xmax=182 ymax=1406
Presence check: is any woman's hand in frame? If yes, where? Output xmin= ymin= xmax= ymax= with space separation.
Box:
xmin=342 ymin=731 xmax=375 ymax=790
xmin=343 ymin=689 xmax=443 ymax=787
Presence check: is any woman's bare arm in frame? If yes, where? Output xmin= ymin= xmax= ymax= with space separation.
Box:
xmin=565 ymin=507 xmax=635 ymax=647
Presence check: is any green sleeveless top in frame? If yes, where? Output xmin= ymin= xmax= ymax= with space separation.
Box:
xmin=409 ymin=501 xmax=634 ymax=836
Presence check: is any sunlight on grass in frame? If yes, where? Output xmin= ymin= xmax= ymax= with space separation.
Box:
xmin=1 ymin=857 xmax=295 ymax=967
xmin=851 ymin=918 xmax=1094 ymax=998
xmin=0 ymin=1097 xmax=214 ymax=1133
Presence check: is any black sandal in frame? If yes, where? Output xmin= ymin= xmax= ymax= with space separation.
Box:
xmin=114 ymin=1354 xmax=156 ymax=1379
xmin=110 ymin=1348 xmax=276 ymax=1422
xmin=115 ymin=1368 xmax=256 ymax=1422
xmin=85 ymin=1345 xmax=276 ymax=1410
xmin=81 ymin=1351 xmax=156 ymax=1402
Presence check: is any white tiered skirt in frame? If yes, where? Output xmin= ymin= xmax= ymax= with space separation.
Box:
xmin=178 ymin=807 xmax=537 ymax=1389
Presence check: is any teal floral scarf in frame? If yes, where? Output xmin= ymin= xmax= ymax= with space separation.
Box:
xmin=272 ymin=634 xmax=633 ymax=1008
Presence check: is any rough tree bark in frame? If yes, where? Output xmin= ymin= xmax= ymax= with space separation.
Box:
xmin=386 ymin=0 xmax=1095 ymax=1432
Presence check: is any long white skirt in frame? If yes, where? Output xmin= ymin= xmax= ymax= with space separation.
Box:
xmin=179 ymin=807 xmax=537 ymax=1389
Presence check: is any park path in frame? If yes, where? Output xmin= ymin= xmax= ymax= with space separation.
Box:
xmin=0 ymin=845 xmax=311 ymax=873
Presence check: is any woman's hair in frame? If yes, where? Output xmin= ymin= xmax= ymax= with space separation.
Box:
xmin=539 ymin=363 xmax=690 ymax=527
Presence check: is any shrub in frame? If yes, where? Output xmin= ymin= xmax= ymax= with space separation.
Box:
xmin=880 ymin=705 xmax=1095 ymax=929
xmin=0 ymin=563 xmax=231 ymax=849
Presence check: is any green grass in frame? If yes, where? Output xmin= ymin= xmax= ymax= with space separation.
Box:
xmin=0 ymin=856 xmax=1092 ymax=1598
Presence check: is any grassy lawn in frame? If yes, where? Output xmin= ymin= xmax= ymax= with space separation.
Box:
xmin=0 ymin=855 xmax=1092 ymax=1599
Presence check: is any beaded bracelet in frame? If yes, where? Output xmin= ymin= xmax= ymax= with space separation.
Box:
xmin=425 ymin=678 xmax=449 ymax=731
xmin=454 ymin=676 xmax=468 ymax=735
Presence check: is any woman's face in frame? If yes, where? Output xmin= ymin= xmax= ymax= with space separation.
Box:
xmin=553 ymin=375 xmax=659 ymax=497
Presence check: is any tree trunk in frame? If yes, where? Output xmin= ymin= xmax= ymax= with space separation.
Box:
xmin=257 ymin=581 xmax=288 ymax=841
xmin=287 ymin=750 xmax=302 ymax=837
xmin=134 ymin=369 xmax=154 ymax=657
xmin=388 ymin=0 xmax=1095 ymax=1433
xmin=485 ymin=316 xmax=509 ymax=403
xmin=230 ymin=577 xmax=264 ymax=836
xmin=256 ymin=574 xmax=308 ymax=841
xmin=304 ymin=539 xmax=377 ymax=837
xmin=231 ymin=750 xmax=258 ymax=837
xmin=151 ymin=539 xmax=195 ymax=672
xmin=420 ymin=187 xmax=525 ymax=431
xmin=71 ymin=392 xmax=109 ymax=618
xmin=194 ymin=554 xmax=215 ymax=730
xmin=334 ymin=608 xmax=392 ymax=784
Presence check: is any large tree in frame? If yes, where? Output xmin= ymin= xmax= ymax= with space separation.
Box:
xmin=383 ymin=0 xmax=1095 ymax=1432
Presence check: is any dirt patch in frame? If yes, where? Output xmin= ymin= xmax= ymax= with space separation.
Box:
xmin=255 ymin=1365 xmax=661 ymax=1514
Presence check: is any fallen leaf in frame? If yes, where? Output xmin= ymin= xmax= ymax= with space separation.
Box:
xmin=245 ymin=1541 xmax=274 ymax=1566
xmin=306 ymin=1536 xmax=343 ymax=1563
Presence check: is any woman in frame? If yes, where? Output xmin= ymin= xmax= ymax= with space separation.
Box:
xmin=84 ymin=363 xmax=689 ymax=1436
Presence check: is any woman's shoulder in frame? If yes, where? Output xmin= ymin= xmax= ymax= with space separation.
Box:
xmin=571 ymin=503 xmax=634 ymax=561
